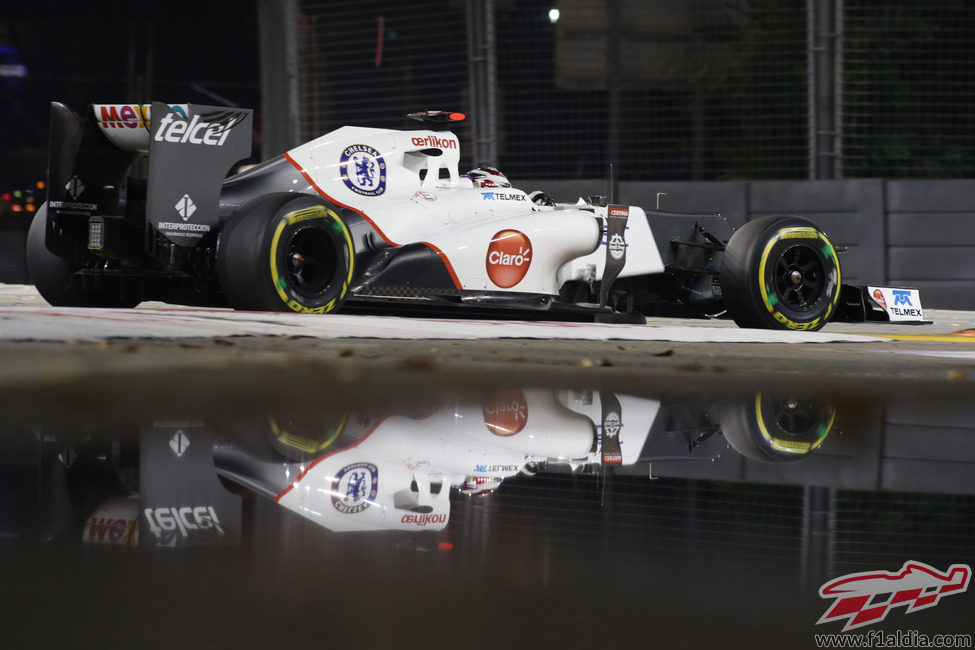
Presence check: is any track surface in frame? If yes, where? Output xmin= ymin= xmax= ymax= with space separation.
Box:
xmin=2 ymin=284 xmax=975 ymax=402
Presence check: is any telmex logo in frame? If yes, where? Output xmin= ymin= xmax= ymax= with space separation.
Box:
xmin=486 ymin=229 xmax=532 ymax=288
xmin=483 ymin=389 xmax=528 ymax=436
xmin=411 ymin=134 xmax=458 ymax=149
xmin=892 ymin=289 xmax=913 ymax=306
xmin=817 ymin=561 xmax=971 ymax=631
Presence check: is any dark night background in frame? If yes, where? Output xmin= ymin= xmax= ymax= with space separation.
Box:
xmin=1 ymin=1 xmax=261 ymax=188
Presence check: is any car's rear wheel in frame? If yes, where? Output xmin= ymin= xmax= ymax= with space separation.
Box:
xmin=217 ymin=194 xmax=355 ymax=313
xmin=26 ymin=203 xmax=141 ymax=307
xmin=720 ymin=215 xmax=841 ymax=331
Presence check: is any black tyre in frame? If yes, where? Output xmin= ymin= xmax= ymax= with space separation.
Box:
xmin=26 ymin=203 xmax=140 ymax=307
xmin=216 ymin=194 xmax=355 ymax=313
xmin=720 ymin=392 xmax=835 ymax=463
xmin=720 ymin=215 xmax=841 ymax=331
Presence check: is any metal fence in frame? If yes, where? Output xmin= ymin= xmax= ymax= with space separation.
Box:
xmin=841 ymin=1 xmax=975 ymax=179
xmin=276 ymin=0 xmax=975 ymax=183
xmin=289 ymin=1 xmax=470 ymax=156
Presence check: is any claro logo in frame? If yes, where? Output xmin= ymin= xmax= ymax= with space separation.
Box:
xmin=483 ymin=389 xmax=528 ymax=436
xmin=486 ymin=230 xmax=532 ymax=288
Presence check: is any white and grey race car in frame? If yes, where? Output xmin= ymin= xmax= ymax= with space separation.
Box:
xmin=27 ymin=102 xmax=921 ymax=329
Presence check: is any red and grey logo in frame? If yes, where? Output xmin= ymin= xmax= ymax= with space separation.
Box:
xmin=872 ymin=288 xmax=887 ymax=309
xmin=483 ymin=389 xmax=528 ymax=436
xmin=817 ymin=561 xmax=971 ymax=631
xmin=486 ymin=229 xmax=532 ymax=288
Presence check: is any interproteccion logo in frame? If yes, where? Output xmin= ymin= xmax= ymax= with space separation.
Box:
xmin=817 ymin=561 xmax=971 ymax=632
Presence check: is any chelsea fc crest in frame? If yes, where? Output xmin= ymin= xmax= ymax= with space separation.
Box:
xmin=340 ymin=144 xmax=387 ymax=196
xmin=331 ymin=462 xmax=379 ymax=514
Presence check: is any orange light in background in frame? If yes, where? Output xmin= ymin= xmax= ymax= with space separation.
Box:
xmin=36 ymin=181 xmax=46 ymax=190
xmin=26 ymin=204 xmax=36 ymax=212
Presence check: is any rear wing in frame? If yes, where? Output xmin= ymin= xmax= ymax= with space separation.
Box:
xmin=47 ymin=102 xmax=252 ymax=255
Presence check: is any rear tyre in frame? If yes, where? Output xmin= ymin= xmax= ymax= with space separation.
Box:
xmin=720 ymin=215 xmax=841 ymax=331
xmin=217 ymin=194 xmax=355 ymax=313
xmin=26 ymin=203 xmax=140 ymax=307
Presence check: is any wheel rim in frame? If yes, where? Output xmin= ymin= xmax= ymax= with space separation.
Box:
xmin=771 ymin=242 xmax=826 ymax=313
xmin=285 ymin=225 xmax=337 ymax=298
xmin=756 ymin=393 xmax=835 ymax=458
xmin=769 ymin=396 xmax=824 ymax=436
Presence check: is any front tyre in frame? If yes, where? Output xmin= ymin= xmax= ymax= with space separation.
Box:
xmin=217 ymin=194 xmax=355 ymax=313
xmin=720 ymin=392 xmax=835 ymax=463
xmin=720 ymin=215 xmax=841 ymax=331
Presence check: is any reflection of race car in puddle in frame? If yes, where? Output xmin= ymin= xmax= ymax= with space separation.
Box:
xmin=22 ymin=389 xmax=836 ymax=546
xmin=210 ymin=389 xmax=836 ymax=535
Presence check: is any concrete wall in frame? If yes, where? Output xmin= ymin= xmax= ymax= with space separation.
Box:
xmin=532 ymin=178 xmax=975 ymax=309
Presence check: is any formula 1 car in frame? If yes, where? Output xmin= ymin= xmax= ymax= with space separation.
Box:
xmin=27 ymin=102 xmax=923 ymax=330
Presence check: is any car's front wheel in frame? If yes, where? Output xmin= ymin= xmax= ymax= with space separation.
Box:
xmin=216 ymin=194 xmax=356 ymax=313
xmin=720 ymin=215 xmax=841 ymax=331
xmin=720 ymin=392 xmax=836 ymax=463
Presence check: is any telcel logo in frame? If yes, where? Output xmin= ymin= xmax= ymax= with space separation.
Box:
xmin=486 ymin=229 xmax=532 ymax=288
xmin=144 ymin=506 xmax=225 ymax=539
xmin=154 ymin=112 xmax=239 ymax=146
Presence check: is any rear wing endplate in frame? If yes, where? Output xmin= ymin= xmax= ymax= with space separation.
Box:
xmin=145 ymin=102 xmax=252 ymax=246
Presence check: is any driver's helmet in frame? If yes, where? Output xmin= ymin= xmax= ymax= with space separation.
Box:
xmin=464 ymin=166 xmax=511 ymax=188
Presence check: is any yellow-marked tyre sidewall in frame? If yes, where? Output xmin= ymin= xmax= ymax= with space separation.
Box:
xmin=721 ymin=215 xmax=841 ymax=331
xmin=267 ymin=205 xmax=355 ymax=313
xmin=218 ymin=194 xmax=355 ymax=313
xmin=756 ymin=226 xmax=841 ymax=331
xmin=721 ymin=392 xmax=835 ymax=463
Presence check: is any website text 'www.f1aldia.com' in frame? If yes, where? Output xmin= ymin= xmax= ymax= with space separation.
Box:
xmin=815 ymin=629 xmax=972 ymax=648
